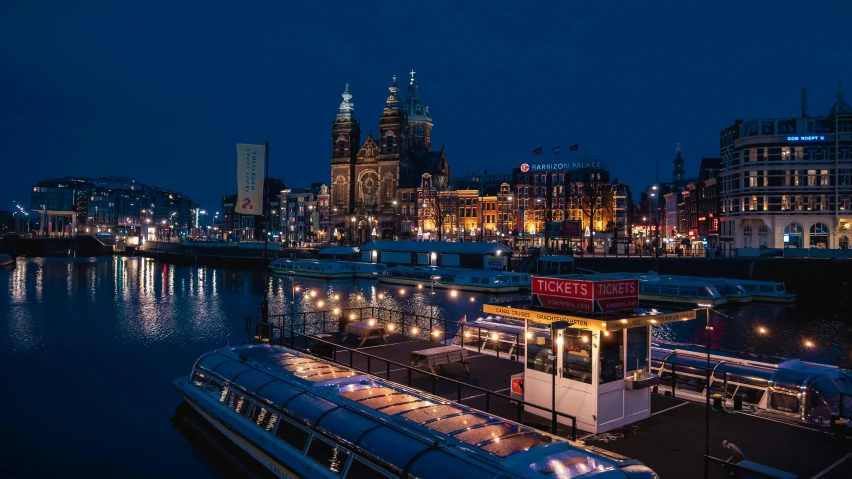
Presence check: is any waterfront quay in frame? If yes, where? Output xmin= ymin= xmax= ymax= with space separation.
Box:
xmin=2 ymin=257 xmax=851 ymax=478
xmin=249 ymin=313 xmax=850 ymax=479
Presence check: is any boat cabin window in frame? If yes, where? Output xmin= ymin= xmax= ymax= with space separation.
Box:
xmin=274 ymin=416 xmax=311 ymax=451
xmin=626 ymin=327 xmax=649 ymax=374
xmin=599 ymin=330 xmax=624 ymax=384
xmin=225 ymin=390 xmax=252 ymax=417
xmin=345 ymin=459 xmax=391 ymax=479
xmin=306 ymin=434 xmax=350 ymax=476
xmin=659 ymin=285 xmax=678 ymax=295
xmin=770 ymin=393 xmax=799 ymax=413
xmin=248 ymin=403 xmax=278 ymax=432
xmin=562 ymin=329 xmax=593 ymax=384
xmin=190 ymin=368 xmax=208 ymax=387
xmin=776 ymin=285 xmax=786 ymax=293
xmin=202 ymin=378 xmax=229 ymax=403
xmin=471 ymin=277 xmax=481 ymax=284
xmin=759 ymin=285 xmax=774 ymax=293
xmin=742 ymin=284 xmax=757 ymax=292
xmin=526 ymin=328 xmax=553 ymax=373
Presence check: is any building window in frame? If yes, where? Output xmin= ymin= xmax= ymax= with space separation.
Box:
xmin=743 ymin=225 xmax=753 ymax=248
xmin=781 ymin=195 xmax=790 ymax=211
xmin=783 ymin=223 xmax=804 ymax=248
xmin=781 ymin=147 xmax=791 ymax=160
xmin=758 ymin=226 xmax=769 ymax=248
xmin=809 ymin=223 xmax=829 ymax=249
xmin=748 ymin=171 xmax=758 ymax=187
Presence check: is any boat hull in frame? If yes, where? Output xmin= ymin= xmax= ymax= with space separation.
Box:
xmin=268 ymin=268 xmax=354 ymax=280
xmin=174 ymin=378 xmax=319 ymax=479
xmin=752 ymin=294 xmax=797 ymax=303
xmin=639 ymin=294 xmax=728 ymax=306
xmin=377 ymin=275 xmax=519 ymax=293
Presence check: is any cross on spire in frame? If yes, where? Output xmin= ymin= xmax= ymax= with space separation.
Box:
xmin=410 ymin=69 xmax=416 ymax=84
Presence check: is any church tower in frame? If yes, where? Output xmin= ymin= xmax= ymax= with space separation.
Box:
xmin=673 ymin=143 xmax=686 ymax=184
xmin=330 ymin=84 xmax=361 ymax=214
xmin=378 ymin=75 xmax=404 ymax=159
xmin=402 ymin=70 xmax=433 ymax=153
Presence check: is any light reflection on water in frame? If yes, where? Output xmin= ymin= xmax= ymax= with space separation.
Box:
xmin=0 ymin=257 xmax=849 ymax=478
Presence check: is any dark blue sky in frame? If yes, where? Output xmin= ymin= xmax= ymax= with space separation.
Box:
xmin=2 ymin=1 xmax=851 ymax=212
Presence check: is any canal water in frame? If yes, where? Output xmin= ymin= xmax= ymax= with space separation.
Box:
xmin=1 ymin=257 xmax=850 ymax=478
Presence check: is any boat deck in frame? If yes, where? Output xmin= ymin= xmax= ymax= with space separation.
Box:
xmin=297 ymin=332 xmax=852 ymax=479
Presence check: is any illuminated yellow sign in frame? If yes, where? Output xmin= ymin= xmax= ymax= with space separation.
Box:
xmin=481 ymin=304 xmax=698 ymax=332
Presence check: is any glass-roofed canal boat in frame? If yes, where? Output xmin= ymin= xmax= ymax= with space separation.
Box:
xmin=173 ymin=344 xmax=660 ymax=479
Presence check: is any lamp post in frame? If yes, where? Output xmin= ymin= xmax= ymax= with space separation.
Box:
xmin=290 ymin=281 xmax=303 ymax=322
xmin=704 ymin=307 xmax=712 ymax=479
xmin=429 ymin=275 xmax=441 ymax=342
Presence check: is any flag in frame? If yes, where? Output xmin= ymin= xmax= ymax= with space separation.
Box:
xmin=569 ymin=144 xmax=579 ymax=151
xmin=532 ymin=146 xmax=542 ymax=156
xmin=552 ymin=146 xmax=560 ymax=154
xmin=458 ymin=314 xmax=467 ymax=324
xmin=236 ymin=143 xmax=265 ymax=214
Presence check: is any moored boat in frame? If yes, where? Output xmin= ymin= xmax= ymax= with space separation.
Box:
xmin=611 ymin=273 xmax=752 ymax=304
xmin=378 ymin=266 xmax=519 ymax=293
xmin=268 ymin=259 xmax=386 ymax=279
xmin=0 ymin=254 xmax=14 ymax=268
xmin=173 ymin=343 xmax=659 ymax=478
xmin=736 ymin=279 xmax=797 ymax=303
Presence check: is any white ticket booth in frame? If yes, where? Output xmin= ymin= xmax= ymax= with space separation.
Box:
xmin=485 ymin=305 xmax=700 ymax=434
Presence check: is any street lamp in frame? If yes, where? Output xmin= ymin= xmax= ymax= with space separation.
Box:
xmin=429 ymin=275 xmax=441 ymax=342
xmin=290 ymin=281 xmax=303 ymax=320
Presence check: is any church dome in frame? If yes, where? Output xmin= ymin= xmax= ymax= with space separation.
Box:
xmin=829 ymin=83 xmax=851 ymax=116
xmin=402 ymin=70 xmax=432 ymax=124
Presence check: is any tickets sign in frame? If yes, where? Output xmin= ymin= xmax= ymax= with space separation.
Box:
xmin=532 ymin=277 xmax=639 ymax=313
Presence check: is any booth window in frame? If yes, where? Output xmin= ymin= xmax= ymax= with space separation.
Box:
xmin=561 ymin=329 xmax=592 ymax=384
xmin=599 ymin=331 xmax=624 ymax=384
xmin=526 ymin=329 xmax=553 ymax=373
xmin=626 ymin=327 xmax=649 ymax=374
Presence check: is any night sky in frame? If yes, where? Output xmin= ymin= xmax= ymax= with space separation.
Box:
xmin=2 ymin=1 xmax=851 ymax=212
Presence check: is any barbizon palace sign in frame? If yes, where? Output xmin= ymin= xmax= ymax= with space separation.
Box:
xmin=520 ymin=162 xmax=602 ymax=172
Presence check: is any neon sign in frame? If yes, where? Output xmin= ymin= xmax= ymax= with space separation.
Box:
xmin=521 ymin=162 xmax=602 ymax=171
xmin=787 ymin=136 xmax=825 ymax=141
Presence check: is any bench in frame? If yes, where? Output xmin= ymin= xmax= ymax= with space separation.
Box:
xmin=342 ymin=321 xmax=388 ymax=346
xmin=409 ymin=345 xmax=470 ymax=374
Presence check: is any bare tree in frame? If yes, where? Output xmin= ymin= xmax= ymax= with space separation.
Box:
xmin=577 ymin=167 xmax=612 ymax=250
xmin=422 ymin=174 xmax=456 ymax=242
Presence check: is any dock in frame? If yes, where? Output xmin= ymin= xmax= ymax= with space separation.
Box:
xmin=262 ymin=329 xmax=851 ymax=479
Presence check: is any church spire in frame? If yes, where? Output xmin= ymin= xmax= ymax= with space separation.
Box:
xmin=385 ymin=75 xmax=400 ymax=113
xmin=673 ymin=143 xmax=686 ymax=183
xmin=337 ymin=83 xmax=355 ymax=120
xmin=407 ymin=69 xmax=418 ymax=98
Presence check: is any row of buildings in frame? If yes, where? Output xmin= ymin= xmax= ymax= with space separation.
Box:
xmin=638 ymin=85 xmax=852 ymax=252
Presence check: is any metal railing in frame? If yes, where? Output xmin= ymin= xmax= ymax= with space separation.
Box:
xmin=653 ymin=359 xmax=730 ymax=401
xmin=705 ymin=455 xmax=795 ymax=479
xmin=246 ymin=312 xmax=577 ymax=440
xmin=256 ymin=306 xmax=526 ymax=360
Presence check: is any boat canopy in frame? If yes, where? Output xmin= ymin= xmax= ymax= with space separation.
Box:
xmin=318 ymin=246 xmax=360 ymax=258
xmin=191 ymin=344 xmax=647 ymax=476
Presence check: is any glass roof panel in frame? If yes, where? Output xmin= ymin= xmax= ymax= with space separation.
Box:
xmin=480 ymin=433 xmax=551 ymax=457
xmin=358 ymin=426 xmax=430 ymax=474
xmin=230 ymin=369 xmax=274 ymax=393
xmin=378 ymin=400 xmax=434 ymax=416
xmin=316 ymin=407 xmax=378 ymax=446
xmin=425 ymin=413 xmax=490 ymax=434
xmin=254 ymin=380 xmax=302 ymax=407
xmin=340 ymin=387 xmax=397 ymax=402
xmin=303 ymin=371 xmax=358 ymax=382
xmin=360 ymin=394 xmax=419 ymax=410
xmin=406 ymin=450 xmax=495 ymax=479
xmin=197 ymin=353 xmax=231 ymax=371
xmin=453 ymin=424 xmax=520 ymax=445
xmin=282 ymin=361 xmax=333 ymax=373
xmin=283 ymin=392 xmax=337 ymax=426
xmin=213 ymin=360 xmax=253 ymax=381
xmin=401 ymin=404 xmax=462 ymax=423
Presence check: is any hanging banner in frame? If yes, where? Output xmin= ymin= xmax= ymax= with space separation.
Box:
xmin=236 ymin=143 xmax=265 ymax=214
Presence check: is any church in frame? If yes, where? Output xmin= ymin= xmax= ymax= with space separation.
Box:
xmin=330 ymin=71 xmax=450 ymax=243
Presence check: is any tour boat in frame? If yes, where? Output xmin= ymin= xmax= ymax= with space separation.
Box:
xmin=0 ymin=254 xmax=14 ymax=268
xmin=650 ymin=343 xmax=851 ymax=426
xmin=173 ymin=343 xmax=658 ymax=479
xmin=378 ymin=266 xmax=520 ymax=293
xmin=736 ymin=279 xmax=797 ymax=303
xmin=636 ymin=277 xmax=728 ymax=307
xmin=610 ymin=273 xmax=752 ymax=304
xmin=501 ymin=271 xmax=532 ymax=291
xmin=268 ymin=259 xmax=386 ymax=279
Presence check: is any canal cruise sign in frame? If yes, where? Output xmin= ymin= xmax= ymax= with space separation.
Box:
xmin=531 ymin=276 xmax=639 ymax=313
